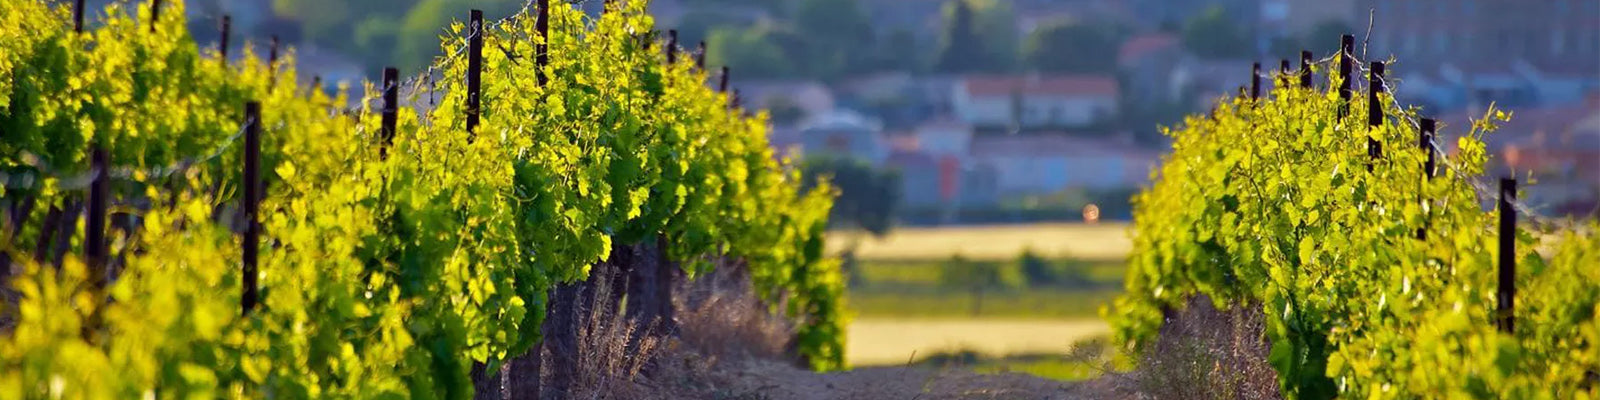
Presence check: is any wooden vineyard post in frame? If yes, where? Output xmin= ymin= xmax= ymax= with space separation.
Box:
xmin=536 ymin=0 xmax=550 ymax=86
xmin=1497 ymin=178 xmax=1516 ymax=333
xmin=220 ymin=16 xmax=231 ymax=63
xmin=696 ymin=41 xmax=707 ymax=71
xmin=268 ymin=35 xmax=280 ymax=91
xmin=242 ymin=101 xmax=262 ymax=315
xmin=1279 ymin=59 xmax=1290 ymax=91
xmin=719 ymin=67 xmax=730 ymax=93
xmin=666 ymin=29 xmax=678 ymax=64
xmin=1338 ymin=35 xmax=1354 ymax=118
xmin=86 ymin=146 xmax=108 ymax=289
xmin=33 ymin=207 xmax=61 ymax=265
xmin=51 ymin=202 xmax=82 ymax=267
xmin=1367 ymin=61 xmax=1385 ymax=171
xmin=1421 ymin=119 xmax=1437 ymax=179
xmin=381 ymin=67 xmax=399 ymax=158
xmin=1250 ymin=62 xmax=1261 ymax=100
xmin=1417 ymin=118 xmax=1436 ymax=240
xmin=74 ymin=0 xmax=85 ymax=33
xmin=149 ymin=0 xmax=163 ymax=32
xmin=466 ymin=10 xmax=484 ymax=136
xmin=1299 ymin=50 xmax=1313 ymax=89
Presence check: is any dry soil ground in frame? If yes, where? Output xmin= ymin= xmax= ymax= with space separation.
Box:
xmin=710 ymin=359 xmax=1126 ymax=400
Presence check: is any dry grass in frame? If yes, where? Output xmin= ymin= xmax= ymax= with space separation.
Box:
xmin=1106 ymin=296 xmax=1281 ymax=400
xmin=565 ymin=266 xmax=666 ymax=399
xmin=575 ymin=260 xmax=805 ymax=399
xmin=674 ymin=259 xmax=796 ymax=363
xmin=827 ymin=223 xmax=1133 ymax=262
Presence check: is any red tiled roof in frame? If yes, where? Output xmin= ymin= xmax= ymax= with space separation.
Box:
xmin=1117 ymin=34 xmax=1179 ymax=65
xmin=961 ymin=75 xmax=1119 ymax=97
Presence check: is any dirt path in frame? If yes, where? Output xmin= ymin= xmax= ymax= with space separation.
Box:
xmin=693 ymin=360 xmax=1123 ymax=400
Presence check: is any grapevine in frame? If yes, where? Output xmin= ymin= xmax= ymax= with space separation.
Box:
xmin=1105 ymin=51 xmax=1599 ymax=399
xmin=0 ymin=0 xmax=846 ymax=398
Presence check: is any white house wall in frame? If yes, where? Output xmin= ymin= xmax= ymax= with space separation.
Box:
xmin=953 ymin=94 xmax=1117 ymax=128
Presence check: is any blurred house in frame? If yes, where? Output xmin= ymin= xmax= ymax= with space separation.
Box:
xmin=951 ymin=75 xmax=1120 ymax=131
xmin=912 ymin=117 xmax=976 ymax=161
xmin=795 ymin=109 xmax=889 ymax=164
xmin=734 ymin=80 xmax=836 ymax=125
xmin=1119 ymin=34 xmax=1184 ymax=105
xmin=883 ymin=118 xmax=996 ymax=210
xmin=1394 ymin=63 xmax=1600 ymax=115
xmin=1439 ymin=97 xmax=1600 ymax=216
xmin=1358 ymin=0 xmax=1600 ymax=75
xmin=837 ymin=72 xmax=938 ymax=130
xmin=1361 ymin=0 xmax=1600 ymax=112
xmin=885 ymin=148 xmax=1000 ymax=210
xmin=1170 ymin=58 xmax=1255 ymax=108
xmin=912 ymin=75 xmax=963 ymax=115
xmin=839 ymin=73 xmax=915 ymax=104
xmin=885 ymin=150 xmax=942 ymax=208
xmin=969 ymin=135 xmax=1159 ymax=196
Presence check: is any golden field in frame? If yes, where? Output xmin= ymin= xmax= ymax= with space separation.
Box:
xmin=828 ymin=222 xmax=1133 ymax=262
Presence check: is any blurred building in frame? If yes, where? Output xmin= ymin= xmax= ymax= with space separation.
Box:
xmin=734 ymin=80 xmax=836 ymax=125
xmin=969 ymin=135 xmax=1159 ymax=196
xmin=911 ymin=117 xmax=976 ymax=162
xmin=1170 ymin=58 xmax=1256 ymax=108
xmin=951 ymin=75 xmax=1120 ymax=131
xmin=1439 ymin=97 xmax=1600 ymax=216
xmin=1360 ymin=0 xmax=1600 ymax=72
xmin=795 ymin=109 xmax=889 ymax=165
xmin=1119 ymin=34 xmax=1185 ymax=105
xmin=1359 ymin=0 xmax=1600 ymax=110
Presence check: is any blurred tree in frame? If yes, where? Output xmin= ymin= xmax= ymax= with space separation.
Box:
xmin=935 ymin=0 xmax=1018 ymax=73
xmin=707 ymin=24 xmax=796 ymax=79
xmin=1267 ymin=36 xmax=1303 ymax=61
xmin=392 ymin=0 xmax=522 ymax=71
xmin=1180 ymin=5 xmax=1250 ymax=59
xmin=792 ymin=0 xmax=874 ymax=79
xmin=1304 ymin=20 xmax=1355 ymax=52
xmin=939 ymin=253 xmax=1021 ymax=316
xmin=272 ymin=0 xmax=356 ymax=41
xmin=672 ymin=10 xmax=750 ymax=46
xmin=1016 ymin=247 xmax=1056 ymax=286
xmin=764 ymin=96 xmax=807 ymax=126
xmin=801 ymin=156 xmax=901 ymax=237
xmin=353 ymin=17 xmax=398 ymax=59
xmin=876 ymin=29 xmax=924 ymax=72
xmin=1023 ymin=19 xmax=1121 ymax=74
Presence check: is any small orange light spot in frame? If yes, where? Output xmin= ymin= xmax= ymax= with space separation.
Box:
xmin=1083 ymin=204 xmax=1101 ymax=224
